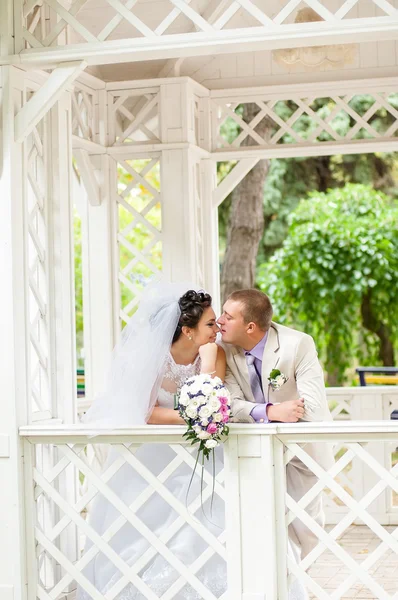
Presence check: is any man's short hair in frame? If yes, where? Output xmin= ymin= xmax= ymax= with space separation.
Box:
xmin=228 ymin=289 xmax=273 ymax=331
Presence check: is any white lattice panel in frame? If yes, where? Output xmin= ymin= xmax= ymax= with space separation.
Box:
xmin=278 ymin=436 xmax=398 ymax=599
xmin=115 ymin=156 xmax=162 ymax=325
xmin=212 ymin=90 xmax=398 ymax=153
xmin=26 ymin=111 xmax=51 ymax=420
xmin=108 ymin=90 xmax=160 ymax=147
xmin=20 ymin=0 xmax=398 ymax=49
xmin=324 ymin=391 xmax=398 ymax=525
xmin=26 ymin=438 xmax=226 ymax=600
xmin=72 ymin=85 xmax=98 ymax=143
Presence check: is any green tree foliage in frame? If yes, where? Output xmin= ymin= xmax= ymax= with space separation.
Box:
xmin=219 ymin=95 xmax=398 ymax=262
xmin=257 ymin=184 xmax=398 ymax=385
xmin=74 ymin=210 xmax=84 ymax=367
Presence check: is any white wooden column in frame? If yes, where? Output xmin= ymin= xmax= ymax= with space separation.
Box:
xmin=160 ymin=80 xmax=207 ymax=285
xmin=351 ymin=391 xmax=386 ymax=523
xmin=0 ymin=65 xmax=29 ymax=600
xmin=0 ymin=0 xmax=14 ymax=56
xmin=200 ymin=158 xmax=220 ymax=311
xmin=224 ymin=431 xmax=279 ymax=600
xmin=47 ymin=95 xmax=77 ymax=424
xmin=77 ymin=89 xmax=116 ymax=401
xmin=46 ymin=95 xmax=80 ymax=585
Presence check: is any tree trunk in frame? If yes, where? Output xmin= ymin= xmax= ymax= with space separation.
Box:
xmin=220 ymin=104 xmax=270 ymax=302
xmin=315 ymin=155 xmax=333 ymax=193
xmin=326 ymin=341 xmax=343 ymax=387
xmin=361 ymin=290 xmax=395 ymax=365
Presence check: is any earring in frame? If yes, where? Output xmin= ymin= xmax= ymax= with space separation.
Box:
xmin=188 ymin=335 xmax=193 ymax=341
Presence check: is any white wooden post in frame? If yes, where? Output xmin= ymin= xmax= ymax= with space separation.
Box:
xmin=76 ymin=169 xmax=116 ymax=401
xmin=0 ymin=65 xmax=29 ymax=600
xmin=47 ymin=94 xmax=77 ymax=424
xmin=47 ymin=95 xmax=80 ymax=587
xmin=76 ymin=89 xmax=116 ymax=401
xmin=200 ymin=158 xmax=220 ymax=311
xmin=351 ymin=390 xmax=386 ymax=523
xmin=160 ymin=80 xmax=207 ymax=285
xmin=0 ymin=0 xmax=14 ymax=57
xmin=224 ymin=431 xmax=279 ymax=600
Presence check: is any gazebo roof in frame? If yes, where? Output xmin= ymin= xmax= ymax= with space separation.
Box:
xmin=89 ymin=42 xmax=398 ymax=88
xmin=5 ymin=0 xmax=398 ymax=80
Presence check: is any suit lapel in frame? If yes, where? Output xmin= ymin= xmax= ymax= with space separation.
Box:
xmin=261 ymin=324 xmax=280 ymax=401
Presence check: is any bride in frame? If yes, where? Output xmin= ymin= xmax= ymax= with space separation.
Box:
xmin=77 ymin=282 xmax=308 ymax=600
xmin=77 ymin=283 xmax=227 ymax=600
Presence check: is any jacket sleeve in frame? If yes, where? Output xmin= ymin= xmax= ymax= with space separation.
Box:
xmin=295 ymin=334 xmax=329 ymax=422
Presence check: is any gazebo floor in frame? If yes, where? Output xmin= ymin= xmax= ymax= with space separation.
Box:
xmin=308 ymin=525 xmax=397 ymax=599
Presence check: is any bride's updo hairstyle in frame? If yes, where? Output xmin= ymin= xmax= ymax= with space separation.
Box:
xmin=172 ymin=290 xmax=212 ymax=343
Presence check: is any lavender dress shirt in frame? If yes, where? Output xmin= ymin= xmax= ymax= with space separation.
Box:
xmin=245 ymin=333 xmax=273 ymax=423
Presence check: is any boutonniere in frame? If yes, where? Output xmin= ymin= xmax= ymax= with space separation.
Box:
xmin=268 ymin=369 xmax=289 ymax=391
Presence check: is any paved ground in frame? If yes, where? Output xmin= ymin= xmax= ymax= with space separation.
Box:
xmin=308 ymin=525 xmax=397 ymax=599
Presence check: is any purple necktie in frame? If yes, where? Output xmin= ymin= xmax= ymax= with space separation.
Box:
xmin=246 ymin=354 xmax=264 ymax=404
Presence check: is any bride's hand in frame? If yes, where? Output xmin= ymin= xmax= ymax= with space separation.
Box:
xmin=199 ymin=342 xmax=218 ymax=374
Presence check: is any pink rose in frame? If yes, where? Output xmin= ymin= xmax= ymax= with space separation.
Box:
xmin=220 ymin=404 xmax=228 ymax=414
xmin=219 ymin=396 xmax=228 ymax=405
xmin=222 ymin=414 xmax=229 ymax=423
xmin=207 ymin=422 xmax=218 ymax=434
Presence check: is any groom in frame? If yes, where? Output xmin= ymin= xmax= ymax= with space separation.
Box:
xmin=218 ymin=288 xmax=334 ymax=558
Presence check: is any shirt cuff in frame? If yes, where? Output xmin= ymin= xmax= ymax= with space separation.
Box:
xmin=250 ymin=403 xmax=273 ymax=423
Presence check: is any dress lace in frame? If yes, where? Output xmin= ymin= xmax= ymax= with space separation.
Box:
xmin=158 ymin=353 xmax=201 ymax=408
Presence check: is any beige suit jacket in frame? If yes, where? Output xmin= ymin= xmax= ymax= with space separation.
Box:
xmin=221 ymin=322 xmax=334 ymax=470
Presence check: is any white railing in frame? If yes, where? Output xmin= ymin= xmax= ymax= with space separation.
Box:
xmin=76 ymin=386 xmax=398 ymax=418
xmin=77 ymin=387 xmax=398 ymax=525
xmin=324 ymin=387 xmax=398 ymax=525
xmin=326 ymin=386 xmax=398 ymax=422
xmin=20 ymin=422 xmax=398 ymax=600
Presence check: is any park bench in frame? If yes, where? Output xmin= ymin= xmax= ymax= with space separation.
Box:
xmin=356 ymin=366 xmax=398 ymax=420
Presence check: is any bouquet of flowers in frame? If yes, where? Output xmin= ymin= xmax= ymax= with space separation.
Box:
xmin=177 ymin=373 xmax=231 ymax=459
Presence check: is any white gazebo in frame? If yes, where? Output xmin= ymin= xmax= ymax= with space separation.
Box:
xmin=1 ymin=1 xmax=398 ymax=599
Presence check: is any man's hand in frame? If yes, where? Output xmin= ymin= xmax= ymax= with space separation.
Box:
xmin=267 ymin=399 xmax=305 ymax=423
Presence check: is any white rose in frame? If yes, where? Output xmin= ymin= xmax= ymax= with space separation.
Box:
xmin=193 ymin=425 xmax=202 ymax=434
xmin=213 ymin=413 xmax=223 ymax=422
xmin=201 ymin=382 xmax=214 ymax=395
xmin=199 ymin=406 xmax=211 ymax=419
xmin=205 ymin=439 xmax=218 ymax=449
xmin=188 ymin=398 xmax=201 ymax=409
xmin=201 ymin=419 xmax=209 ymax=426
xmin=178 ymin=392 xmax=190 ymax=406
xmin=209 ymin=399 xmax=221 ymax=412
xmin=198 ymin=430 xmax=211 ymax=440
xmin=276 ymin=375 xmax=285 ymax=386
xmin=186 ymin=406 xmax=198 ymax=419
xmin=187 ymin=381 xmax=201 ymax=395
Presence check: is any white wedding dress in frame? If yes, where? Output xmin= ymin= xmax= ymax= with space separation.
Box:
xmin=78 ymin=353 xmax=226 ymax=600
xmin=77 ymin=353 xmax=307 ymax=600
